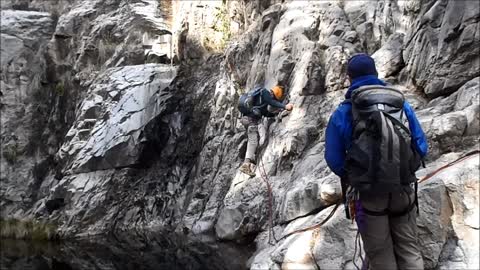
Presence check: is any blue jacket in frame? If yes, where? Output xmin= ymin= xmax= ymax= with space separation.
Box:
xmin=324 ymin=75 xmax=429 ymax=177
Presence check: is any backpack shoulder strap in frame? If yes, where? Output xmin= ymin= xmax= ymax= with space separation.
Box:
xmin=249 ymin=86 xmax=263 ymax=95
xmin=382 ymin=111 xmax=410 ymax=135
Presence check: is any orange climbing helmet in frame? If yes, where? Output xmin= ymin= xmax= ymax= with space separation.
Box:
xmin=271 ymin=85 xmax=284 ymax=100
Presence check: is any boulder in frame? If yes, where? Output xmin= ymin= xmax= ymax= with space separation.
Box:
xmin=57 ymin=64 xmax=177 ymax=173
xmin=372 ymin=32 xmax=405 ymax=78
xmin=454 ymin=77 xmax=480 ymax=111
xmin=417 ymin=150 xmax=480 ymax=269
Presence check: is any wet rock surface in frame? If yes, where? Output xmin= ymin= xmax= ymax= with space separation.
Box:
xmin=0 ymin=233 xmax=254 ymax=270
xmin=1 ymin=1 xmax=479 ymax=269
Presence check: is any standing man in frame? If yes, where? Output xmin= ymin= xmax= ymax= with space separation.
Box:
xmin=325 ymin=54 xmax=428 ymax=269
xmin=238 ymin=85 xmax=293 ymax=176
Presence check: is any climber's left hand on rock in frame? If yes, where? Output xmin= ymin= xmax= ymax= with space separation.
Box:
xmin=280 ymin=110 xmax=290 ymax=118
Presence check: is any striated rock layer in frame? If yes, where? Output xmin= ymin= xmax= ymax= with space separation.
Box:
xmin=1 ymin=0 xmax=479 ymax=269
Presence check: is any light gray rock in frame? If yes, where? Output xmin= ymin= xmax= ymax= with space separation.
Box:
xmin=427 ymin=111 xmax=467 ymax=139
xmin=0 ymin=9 xmax=55 ymax=216
xmin=463 ymin=104 xmax=480 ymax=136
xmin=279 ymin=173 xmax=340 ymax=223
xmin=372 ymin=32 xmax=405 ymax=78
xmin=251 ymin=204 xmax=362 ymax=270
xmin=454 ymin=77 xmax=480 ymax=111
xmin=1 ymin=0 xmax=75 ymax=15
xmin=412 ymin=77 xmax=480 ymax=158
xmin=401 ymin=0 xmax=480 ymax=97
xmin=417 ymin=150 xmax=480 ymax=269
xmin=216 ymin=206 xmax=247 ymax=240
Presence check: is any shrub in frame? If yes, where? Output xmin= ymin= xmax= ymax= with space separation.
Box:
xmin=0 ymin=218 xmax=59 ymax=241
xmin=55 ymin=82 xmax=65 ymax=96
xmin=203 ymin=2 xmax=232 ymax=52
xmin=2 ymin=144 xmax=18 ymax=164
xmin=214 ymin=2 xmax=232 ymax=50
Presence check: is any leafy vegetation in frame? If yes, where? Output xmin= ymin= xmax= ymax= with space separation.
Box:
xmin=0 ymin=218 xmax=58 ymax=241
xmin=2 ymin=144 xmax=19 ymax=164
xmin=55 ymin=82 xmax=65 ymax=96
xmin=213 ymin=2 xmax=232 ymax=50
xmin=203 ymin=1 xmax=232 ymax=52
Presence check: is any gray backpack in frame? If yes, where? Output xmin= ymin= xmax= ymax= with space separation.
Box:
xmin=344 ymin=85 xmax=422 ymax=195
xmin=237 ymin=86 xmax=264 ymax=117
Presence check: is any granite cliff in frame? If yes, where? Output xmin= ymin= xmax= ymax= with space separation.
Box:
xmin=1 ymin=0 xmax=479 ymax=269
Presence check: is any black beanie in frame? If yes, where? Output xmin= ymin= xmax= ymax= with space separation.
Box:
xmin=347 ymin=54 xmax=378 ymax=79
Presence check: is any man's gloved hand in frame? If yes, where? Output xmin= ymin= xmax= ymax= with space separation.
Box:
xmin=285 ymin=103 xmax=293 ymax=111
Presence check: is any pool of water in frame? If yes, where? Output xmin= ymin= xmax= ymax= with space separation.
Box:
xmin=0 ymin=233 xmax=254 ymax=270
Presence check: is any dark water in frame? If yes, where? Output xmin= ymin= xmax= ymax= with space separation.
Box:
xmin=0 ymin=233 xmax=254 ymax=270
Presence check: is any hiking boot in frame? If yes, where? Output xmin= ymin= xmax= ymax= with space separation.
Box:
xmin=239 ymin=162 xmax=256 ymax=177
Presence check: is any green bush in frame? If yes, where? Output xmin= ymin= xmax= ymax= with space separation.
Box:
xmin=214 ymin=3 xmax=232 ymax=50
xmin=2 ymin=144 xmax=18 ymax=164
xmin=55 ymin=82 xmax=65 ymax=96
xmin=203 ymin=2 xmax=232 ymax=52
xmin=0 ymin=218 xmax=58 ymax=241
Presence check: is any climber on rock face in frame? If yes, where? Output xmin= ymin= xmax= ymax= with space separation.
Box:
xmin=324 ymin=53 xmax=428 ymax=270
xmin=237 ymin=85 xmax=293 ymax=176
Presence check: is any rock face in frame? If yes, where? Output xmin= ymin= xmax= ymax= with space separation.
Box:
xmin=1 ymin=0 xmax=479 ymax=269
xmin=417 ymin=150 xmax=479 ymax=270
xmin=401 ymin=0 xmax=480 ymax=97
xmin=58 ymin=64 xmax=177 ymax=173
xmin=1 ymin=9 xmax=55 ymax=215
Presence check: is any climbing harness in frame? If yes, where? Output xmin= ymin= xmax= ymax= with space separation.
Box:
xmin=346 ymin=186 xmax=358 ymax=223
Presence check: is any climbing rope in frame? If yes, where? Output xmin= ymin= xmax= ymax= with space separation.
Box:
xmin=258 ymin=157 xmax=279 ymax=244
xmin=418 ymin=150 xmax=479 ymax=184
xmin=278 ymin=202 xmax=341 ymax=241
xmin=353 ymin=230 xmax=363 ymax=270
xmin=256 ymin=157 xmax=341 ymax=244
xmin=275 ymin=149 xmax=480 ymax=242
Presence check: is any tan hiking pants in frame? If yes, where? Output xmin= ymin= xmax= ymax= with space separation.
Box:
xmin=241 ymin=116 xmax=259 ymax=162
xmin=356 ymin=189 xmax=424 ymax=270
